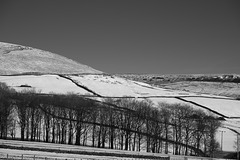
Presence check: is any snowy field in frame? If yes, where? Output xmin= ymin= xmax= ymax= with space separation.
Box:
xmin=0 ymin=75 xmax=92 ymax=95
xmin=159 ymin=81 xmax=240 ymax=98
xmin=0 ymin=74 xmax=230 ymax=98
xmin=181 ymin=97 xmax=240 ymax=118
xmin=0 ymin=140 xmax=230 ymax=160
xmin=0 ymin=148 xmax=121 ymax=160
xmin=0 ymin=139 xmax=169 ymax=160
xmin=67 ymin=74 xmax=200 ymax=97
xmin=0 ymin=148 xmax=138 ymax=160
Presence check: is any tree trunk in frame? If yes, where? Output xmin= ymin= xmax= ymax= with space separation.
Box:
xmin=92 ymin=124 xmax=95 ymax=147
xmin=75 ymin=123 xmax=81 ymax=145
xmin=52 ymin=124 xmax=55 ymax=143
xmin=125 ymin=132 xmax=129 ymax=150
xmin=68 ymin=121 xmax=73 ymax=144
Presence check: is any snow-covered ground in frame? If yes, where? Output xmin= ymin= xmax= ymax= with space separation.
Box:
xmin=67 ymin=74 xmax=220 ymax=97
xmin=0 ymin=74 xmax=230 ymax=98
xmin=0 ymin=148 xmax=132 ymax=160
xmin=0 ymin=139 xmax=230 ymax=160
xmin=160 ymin=81 xmax=240 ymax=98
xmin=0 ymin=74 xmax=239 ymax=151
xmin=0 ymin=75 xmax=92 ymax=95
xmin=181 ymin=97 xmax=240 ymax=118
xmin=0 ymin=139 xmax=169 ymax=160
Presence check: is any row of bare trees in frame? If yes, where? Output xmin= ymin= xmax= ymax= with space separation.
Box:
xmin=0 ymin=83 xmax=16 ymax=139
xmin=0 ymin=82 xmax=221 ymax=157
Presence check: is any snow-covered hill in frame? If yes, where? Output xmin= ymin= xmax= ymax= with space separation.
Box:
xmin=0 ymin=74 xmax=239 ymax=118
xmin=0 ymin=42 xmax=102 ymax=75
xmin=0 ymin=42 xmax=239 ymax=151
xmin=119 ymin=74 xmax=240 ymax=99
xmin=1 ymin=73 xmax=239 ymax=151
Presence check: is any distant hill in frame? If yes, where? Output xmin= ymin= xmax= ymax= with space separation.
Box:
xmin=0 ymin=42 xmax=102 ymax=75
xmin=117 ymin=74 xmax=240 ymax=99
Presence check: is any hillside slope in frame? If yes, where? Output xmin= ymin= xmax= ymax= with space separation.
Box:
xmin=118 ymin=74 xmax=240 ymax=99
xmin=0 ymin=74 xmax=239 ymax=151
xmin=0 ymin=42 xmax=102 ymax=75
xmin=0 ymin=42 xmax=239 ymax=151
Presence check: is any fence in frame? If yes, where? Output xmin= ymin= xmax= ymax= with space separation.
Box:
xmin=0 ymin=153 xmax=169 ymax=160
xmin=0 ymin=153 xmax=69 ymax=160
xmin=0 ymin=140 xmax=235 ymax=160
xmin=0 ymin=139 xmax=170 ymax=160
xmin=170 ymin=155 xmax=234 ymax=160
xmin=0 ymin=152 xmax=234 ymax=160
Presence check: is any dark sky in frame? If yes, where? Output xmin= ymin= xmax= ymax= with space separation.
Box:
xmin=1 ymin=0 xmax=240 ymax=74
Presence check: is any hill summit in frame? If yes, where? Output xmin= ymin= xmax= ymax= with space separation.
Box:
xmin=0 ymin=42 xmax=102 ymax=75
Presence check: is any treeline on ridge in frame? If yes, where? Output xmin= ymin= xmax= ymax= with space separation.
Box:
xmin=0 ymin=82 xmax=221 ymax=157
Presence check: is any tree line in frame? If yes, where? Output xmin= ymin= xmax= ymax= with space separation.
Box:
xmin=0 ymin=82 xmax=221 ymax=157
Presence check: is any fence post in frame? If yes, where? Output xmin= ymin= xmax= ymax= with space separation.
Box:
xmin=33 ymin=155 xmax=35 ymax=160
xmin=6 ymin=154 xmax=8 ymax=160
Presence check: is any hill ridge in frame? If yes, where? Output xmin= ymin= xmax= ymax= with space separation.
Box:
xmin=0 ymin=42 xmax=102 ymax=75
